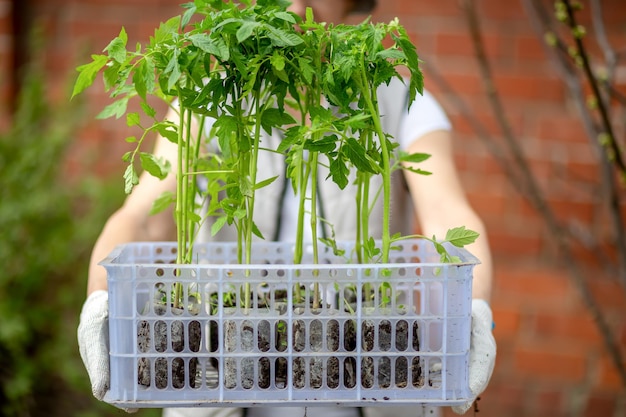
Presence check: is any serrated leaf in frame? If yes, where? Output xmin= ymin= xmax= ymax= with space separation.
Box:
xmin=133 ymin=60 xmax=148 ymax=100
xmin=399 ymin=151 xmax=431 ymax=164
xmin=303 ymin=135 xmax=337 ymax=153
xmin=376 ymin=48 xmax=405 ymax=61
xmin=261 ymin=108 xmax=296 ymax=135
xmin=102 ymin=61 xmax=121 ymax=91
xmin=149 ymin=191 xmax=175 ymax=215
xmin=123 ymin=164 xmax=139 ymax=194
xmin=153 ymin=16 xmax=181 ymax=44
xmin=251 ymin=221 xmax=265 ymax=240
xmin=189 ymin=34 xmax=229 ymax=61
xmin=270 ymin=51 xmax=285 ymax=71
xmin=96 ymin=97 xmax=129 ymax=119
xmin=274 ymin=11 xmax=296 ymax=24
xmin=126 ymin=112 xmax=141 ymax=127
xmin=239 ymin=176 xmax=253 ymax=198
xmin=297 ymin=57 xmax=314 ymax=84
xmin=329 ymin=156 xmax=349 ymax=189
xmin=253 ymin=175 xmax=279 ymax=190
xmin=445 ymin=226 xmax=480 ymax=247
xmin=139 ymin=152 xmax=171 ymax=180
xmin=265 ymin=26 xmax=302 ymax=47
xmin=236 ymin=21 xmax=259 ymax=43
xmin=402 ymin=166 xmax=431 ymax=176
xmin=164 ymin=51 xmax=181 ymax=91
xmin=121 ymin=151 xmax=133 ymax=162
xmin=187 ymin=211 xmax=202 ymax=223
xmin=181 ymin=3 xmax=197 ymax=28
xmin=103 ymin=28 xmax=128 ymax=63
xmin=344 ymin=138 xmax=378 ymax=174
xmin=305 ymin=7 xmax=314 ymax=24
xmin=152 ymin=122 xmax=178 ymax=143
xmin=140 ymin=101 xmax=156 ymax=118
xmin=72 ymin=54 xmax=108 ymax=98
xmin=211 ymin=216 xmax=228 ymax=236
xmin=433 ymin=241 xmax=447 ymax=257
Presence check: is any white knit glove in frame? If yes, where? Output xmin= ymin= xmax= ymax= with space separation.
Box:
xmin=77 ymin=290 xmax=137 ymax=413
xmin=452 ymin=299 xmax=497 ymax=414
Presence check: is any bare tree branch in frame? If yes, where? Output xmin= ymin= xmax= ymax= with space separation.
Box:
xmin=561 ymin=0 xmax=626 ymax=177
xmin=460 ymin=0 xmax=626 ymax=388
xmin=524 ymin=0 xmax=626 ymax=292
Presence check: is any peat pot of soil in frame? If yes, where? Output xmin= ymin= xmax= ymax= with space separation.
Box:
xmin=102 ymin=240 xmax=477 ymax=408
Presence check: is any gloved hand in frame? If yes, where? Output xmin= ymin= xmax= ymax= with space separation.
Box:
xmin=452 ymin=299 xmax=497 ymax=415
xmin=77 ymin=290 xmax=137 ymax=413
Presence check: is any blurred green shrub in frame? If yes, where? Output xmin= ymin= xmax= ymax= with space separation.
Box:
xmin=0 ymin=63 xmax=156 ymax=416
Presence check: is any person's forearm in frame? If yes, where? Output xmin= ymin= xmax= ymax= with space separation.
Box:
xmin=87 ymin=209 xmax=143 ymax=295
xmin=463 ymin=219 xmax=493 ymax=302
xmin=86 ymin=195 xmax=176 ymax=296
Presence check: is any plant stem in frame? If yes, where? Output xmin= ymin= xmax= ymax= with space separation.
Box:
xmin=356 ymin=73 xmax=391 ymax=263
xmin=174 ymin=91 xmax=186 ymax=309
xmin=310 ymin=151 xmax=320 ymax=308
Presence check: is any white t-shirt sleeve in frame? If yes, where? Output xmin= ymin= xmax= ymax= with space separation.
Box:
xmin=398 ymin=89 xmax=451 ymax=150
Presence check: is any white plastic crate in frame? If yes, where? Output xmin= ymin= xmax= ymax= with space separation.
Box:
xmin=102 ymin=239 xmax=477 ymax=408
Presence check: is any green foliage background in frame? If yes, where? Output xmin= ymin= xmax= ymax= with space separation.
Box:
xmin=0 ymin=61 xmax=159 ymax=417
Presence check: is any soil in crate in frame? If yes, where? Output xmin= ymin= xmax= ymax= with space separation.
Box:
xmin=137 ymin=304 xmax=202 ymax=389
xmin=136 ymin=307 xmax=424 ymax=390
xmin=224 ymin=311 xmax=424 ymax=390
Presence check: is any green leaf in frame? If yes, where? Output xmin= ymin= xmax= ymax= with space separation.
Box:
xmin=187 ymin=211 xmax=202 ymax=223
xmin=270 ymin=51 xmax=285 ymax=71
xmin=103 ymin=28 xmax=128 ymax=63
xmin=274 ymin=11 xmax=296 ymax=24
xmin=239 ymin=176 xmax=253 ymax=198
xmin=139 ymin=152 xmax=171 ymax=180
xmin=149 ymin=191 xmax=175 ymax=215
xmin=189 ymin=34 xmax=230 ymax=61
xmin=399 ymin=151 xmax=431 ymax=164
xmin=375 ymin=48 xmax=405 ymax=61
xmin=213 ymin=115 xmax=239 ymax=157
xmin=261 ymin=108 xmax=296 ymax=135
xmin=277 ymin=126 xmax=302 ymax=153
xmin=402 ymin=166 xmax=431 ymax=176
xmin=305 ymin=6 xmax=314 ymax=24
xmin=123 ymin=164 xmax=139 ymax=194
xmin=297 ymin=57 xmax=314 ymax=84
xmin=253 ymin=175 xmax=279 ymax=190
xmin=251 ymin=221 xmax=265 ymax=240
xmin=164 ymin=51 xmax=181 ymax=91
xmin=236 ymin=21 xmax=259 ymax=43
xmin=265 ymin=26 xmax=302 ymax=47
xmin=153 ymin=16 xmax=181 ymax=44
xmin=152 ymin=122 xmax=178 ymax=143
xmin=126 ymin=112 xmax=141 ymax=127
xmin=122 ymin=151 xmax=133 ymax=162
xmin=72 ymin=54 xmax=108 ymax=98
xmin=140 ymin=101 xmax=156 ymax=118
xmin=96 ymin=97 xmax=129 ymax=119
xmin=102 ymin=61 xmax=121 ymax=91
xmin=329 ymin=156 xmax=349 ymax=189
xmin=303 ymin=135 xmax=337 ymax=153
xmin=133 ymin=59 xmax=149 ymax=100
xmin=181 ymin=3 xmax=197 ymax=28
xmin=344 ymin=138 xmax=379 ymax=174
xmin=433 ymin=241 xmax=447 ymax=257
xmin=445 ymin=226 xmax=480 ymax=247
xmin=211 ymin=215 xmax=228 ymax=236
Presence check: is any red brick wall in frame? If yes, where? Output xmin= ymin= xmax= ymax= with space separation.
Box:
xmin=3 ymin=1 xmax=625 ymax=416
